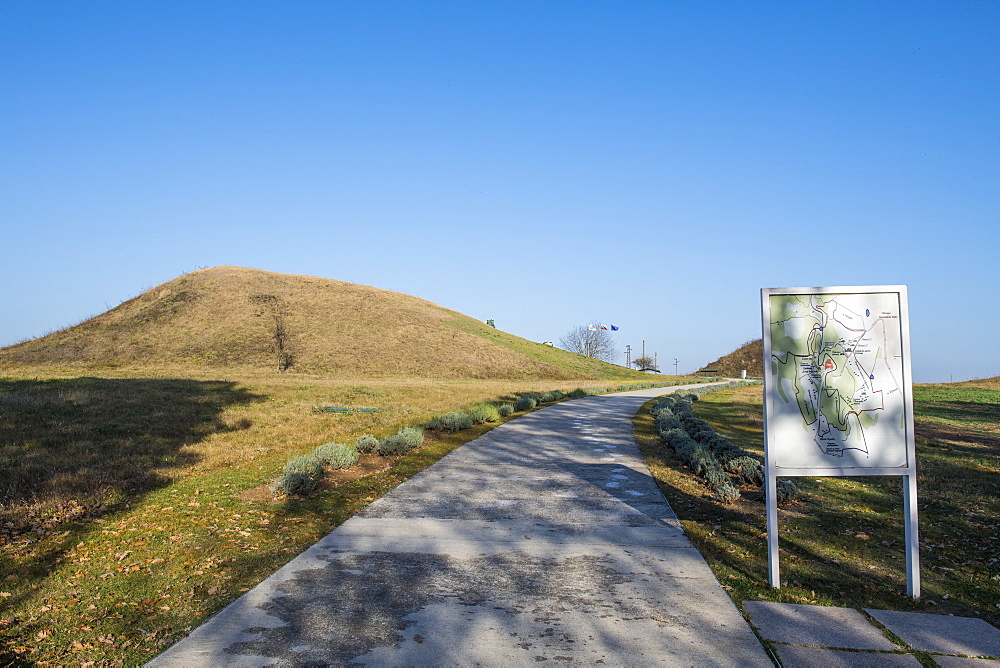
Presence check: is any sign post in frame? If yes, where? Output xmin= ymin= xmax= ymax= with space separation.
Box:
xmin=761 ymin=286 xmax=919 ymax=598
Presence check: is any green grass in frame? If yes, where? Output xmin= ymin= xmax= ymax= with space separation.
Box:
xmin=633 ymin=383 xmax=1000 ymax=630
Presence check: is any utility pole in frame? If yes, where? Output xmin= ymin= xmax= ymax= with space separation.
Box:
xmin=654 ymin=352 xmax=658 ymax=371
xmin=642 ymin=340 xmax=646 ymax=360
xmin=625 ymin=345 xmax=632 ymax=368
xmin=674 ymin=358 xmax=679 ymax=375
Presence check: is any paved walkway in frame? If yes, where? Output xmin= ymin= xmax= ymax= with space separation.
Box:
xmin=150 ymin=385 xmax=771 ymax=666
xmin=149 ymin=385 xmax=1000 ymax=667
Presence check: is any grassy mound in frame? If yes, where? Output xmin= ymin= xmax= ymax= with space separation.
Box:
xmin=0 ymin=266 xmax=647 ymax=380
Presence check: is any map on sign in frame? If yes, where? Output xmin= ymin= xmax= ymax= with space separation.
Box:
xmin=766 ymin=290 xmax=909 ymax=469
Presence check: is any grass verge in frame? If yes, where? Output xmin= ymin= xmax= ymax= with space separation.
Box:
xmin=634 ymin=383 xmax=999 ymax=628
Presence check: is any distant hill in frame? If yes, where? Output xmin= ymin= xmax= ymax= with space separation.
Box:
xmin=701 ymin=339 xmax=763 ymax=378
xmin=0 ymin=266 xmax=649 ymax=380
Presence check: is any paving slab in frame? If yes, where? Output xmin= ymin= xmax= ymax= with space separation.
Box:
xmin=744 ymin=601 xmax=899 ymax=650
xmin=771 ymin=644 xmax=921 ymax=667
xmin=865 ymin=609 xmax=1000 ymax=658
xmin=149 ymin=385 xmax=772 ymax=667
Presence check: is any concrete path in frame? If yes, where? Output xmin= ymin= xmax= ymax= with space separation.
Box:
xmin=149 ymin=385 xmax=772 ymax=666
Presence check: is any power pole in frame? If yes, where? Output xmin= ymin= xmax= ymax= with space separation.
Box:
xmin=674 ymin=358 xmax=679 ymax=375
xmin=654 ymin=352 xmax=658 ymax=371
xmin=642 ymin=340 xmax=646 ymax=360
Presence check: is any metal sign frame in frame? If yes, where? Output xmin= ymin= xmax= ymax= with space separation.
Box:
xmin=761 ymin=285 xmax=919 ymax=598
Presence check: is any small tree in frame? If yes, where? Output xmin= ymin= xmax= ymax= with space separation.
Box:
xmin=633 ymin=355 xmax=658 ymax=372
xmin=559 ymin=324 xmax=617 ymax=363
xmin=249 ymin=294 xmax=293 ymax=373
xmin=271 ymin=313 xmax=289 ymax=373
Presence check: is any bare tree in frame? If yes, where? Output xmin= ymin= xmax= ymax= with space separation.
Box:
xmin=559 ymin=324 xmax=617 ymax=363
xmin=270 ymin=313 xmax=289 ymax=373
xmin=249 ymin=294 xmax=293 ymax=373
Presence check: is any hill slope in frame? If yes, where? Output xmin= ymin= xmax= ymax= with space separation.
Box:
xmin=0 ymin=266 xmax=646 ymax=380
xmin=701 ymin=338 xmax=763 ymax=377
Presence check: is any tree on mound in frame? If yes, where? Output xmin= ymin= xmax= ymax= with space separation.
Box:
xmin=248 ymin=293 xmax=292 ymax=373
xmin=702 ymin=339 xmax=763 ymax=378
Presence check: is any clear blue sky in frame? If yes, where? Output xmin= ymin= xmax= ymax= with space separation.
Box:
xmin=2 ymin=1 xmax=997 ymax=383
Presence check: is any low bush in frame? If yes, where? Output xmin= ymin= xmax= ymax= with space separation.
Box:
xmin=496 ymin=403 xmax=514 ymax=417
xmin=429 ymin=411 xmax=474 ymax=432
xmin=514 ymin=395 xmax=537 ymax=411
xmin=715 ymin=482 xmax=741 ymax=504
xmin=283 ymin=455 xmax=323 ymax=478
xmin=313 ymin=442 xmax=359 ymax=469
xmin=777 ymin=479 xmax=800 ymax=505
xmin=355 ymin=434 xmax=380 ymax=454
xmin=469 ymin=403 xmax=501 ymax=424
xmin=377 ymin=434 xmax=406 ymax=455
xmin=397 ymin=426 xmax=424 ymax=449
xmin=270 ymin=472 xmax=317 ymax=497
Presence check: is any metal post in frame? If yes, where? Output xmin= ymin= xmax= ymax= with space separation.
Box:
xmin=904 ymin=473 xmax=921 ymax=598
xmin=765 ymin=410 xmax=780 ymax=587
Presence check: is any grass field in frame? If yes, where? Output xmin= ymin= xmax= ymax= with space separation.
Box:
xmin=0 ymin=368 xmax=682 ymax=665
xmin=634 ymin=380 xmax=1000 ymax=636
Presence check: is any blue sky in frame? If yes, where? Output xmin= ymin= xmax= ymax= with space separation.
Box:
xmin=2 ymin=1 xmax=997 ymax=383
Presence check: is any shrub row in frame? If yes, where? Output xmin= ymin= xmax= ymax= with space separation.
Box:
xmin=272 ymin=426 xmax=427 ymax=497
xmin=271 ymin=441 xmax=358 ymax=497
xmin=651 ymin=384 xmax=798 ymax=505
xmin=423 ymin=380 xmax=699 ymax=436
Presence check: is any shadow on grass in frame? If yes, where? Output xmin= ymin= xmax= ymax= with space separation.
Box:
xmin=0 ymin=377 xmax=262 ymax=664
xmin=918 ymin=399 xmax=1000 ymax=423
xmin=0 ymin=376 xmax=261 ymax=536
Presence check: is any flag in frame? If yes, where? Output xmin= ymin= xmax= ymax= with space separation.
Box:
xmin=588 ymin=324 xmax=597 ymax=331
xmin=611 ymin=325 xmax=619 ymax=331
xmin=599 ymin=324 xmax=608 ymax=330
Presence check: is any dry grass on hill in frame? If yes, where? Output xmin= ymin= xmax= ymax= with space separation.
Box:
xmin=952 ymin=376 xmax=1000 ymax=390
xmin=701 ymin=338 xmax=763 ymax=377
xmin=0 ymin=266 xmax=645 ymax=380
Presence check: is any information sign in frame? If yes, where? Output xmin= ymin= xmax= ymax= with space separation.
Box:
xmin=761 ymin=286 xmax=920 ymax=597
